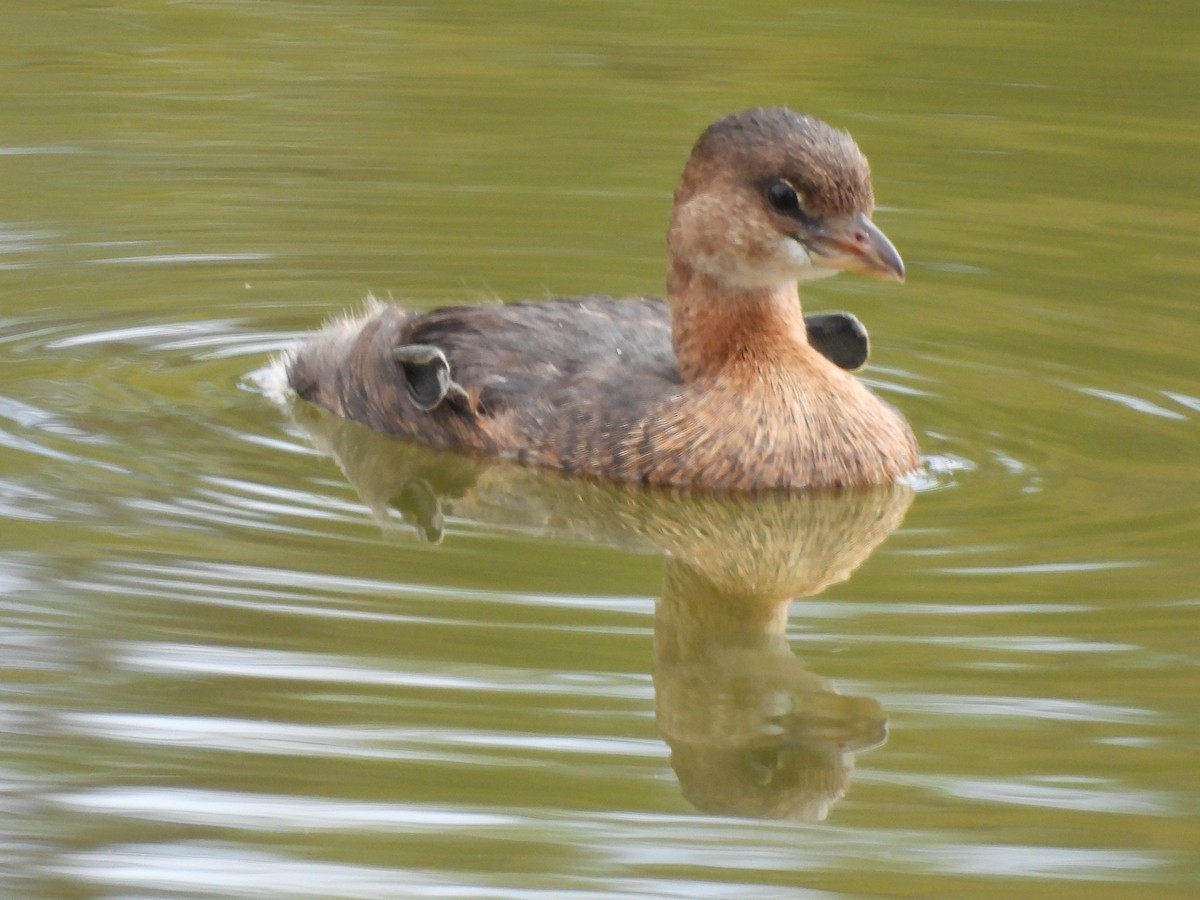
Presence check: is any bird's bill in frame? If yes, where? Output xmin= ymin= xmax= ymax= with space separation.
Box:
xmin=809 ymin=213 xmax=905 ymax=282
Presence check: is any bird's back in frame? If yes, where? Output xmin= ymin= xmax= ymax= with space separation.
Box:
xmin=287 ymin=296 xmax=684 ymax=460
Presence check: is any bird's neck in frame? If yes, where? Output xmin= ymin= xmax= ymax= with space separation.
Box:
xmin=666 ymin=260 xmax=813 ymax=382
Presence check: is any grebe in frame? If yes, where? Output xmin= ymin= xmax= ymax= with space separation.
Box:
xmin=285 ymin=108 xmax=918 ymax=490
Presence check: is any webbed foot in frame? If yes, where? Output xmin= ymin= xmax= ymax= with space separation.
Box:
xmin=804 ymin=311 xmax=870 ymax=371
xmin=392 ymin=343 xmax=470 ymax=411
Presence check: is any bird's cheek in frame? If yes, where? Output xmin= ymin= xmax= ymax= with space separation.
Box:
xmin=668 ymin=196 xmax=727 ymax=269
xmin=780 ymin=236 xmax=840 ymax=283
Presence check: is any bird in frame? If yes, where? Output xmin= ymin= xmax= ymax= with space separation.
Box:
xmin=284 ymin=107 xmax=920 ymax=491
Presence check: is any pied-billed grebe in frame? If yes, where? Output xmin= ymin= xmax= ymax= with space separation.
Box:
xmin=286 ymin=107 xmax=919 ymax=490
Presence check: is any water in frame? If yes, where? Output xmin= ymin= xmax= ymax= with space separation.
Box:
xmin=2 ymin=1 xmax=1198 ymax=898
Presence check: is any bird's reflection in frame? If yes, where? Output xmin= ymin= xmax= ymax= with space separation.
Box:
xmin=285 ymin=399 xmax=913 ymax=821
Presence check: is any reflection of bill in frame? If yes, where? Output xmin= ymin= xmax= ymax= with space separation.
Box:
xmin=277 ymin=396 xmax=913 ymax=821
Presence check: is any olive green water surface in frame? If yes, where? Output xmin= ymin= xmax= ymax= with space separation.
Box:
xmin=2 ymin=2 xmax=1198 ymax=898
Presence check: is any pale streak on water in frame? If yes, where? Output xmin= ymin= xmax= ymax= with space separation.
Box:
xmin=1 ymin=1 xmax=1199 ymax=898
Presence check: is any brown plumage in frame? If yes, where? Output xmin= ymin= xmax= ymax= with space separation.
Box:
xmin=285 ymin=107 xmax=920 ymax=490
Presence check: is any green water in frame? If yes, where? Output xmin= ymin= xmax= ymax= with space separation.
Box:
xmin=2 ymin=2 xmax=1198 ymax=898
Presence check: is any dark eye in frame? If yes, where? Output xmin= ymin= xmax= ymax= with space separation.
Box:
xmin=766 ymin=180 xmax=801 ymax=213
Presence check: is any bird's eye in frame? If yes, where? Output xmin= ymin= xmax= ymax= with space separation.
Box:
xmin=766 ymin=180 xmax=801 ymax=213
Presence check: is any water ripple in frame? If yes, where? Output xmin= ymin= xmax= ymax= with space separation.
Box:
xmin=52 ymin=787 xmax=522 ymax=831
xmin=935 ymin=561 xmax=1148 ymax=575
xmin=60 ymin=713 xmax=659 ymax=763
xmin=1074 ymin=386 xmax=1188 ymax=421
xmin=109 ymin=642 xmax=652 ymax=700
xmin=888 ymin=693 xmax=1157 ymax=725
xmin=52 ymin=841 xmax=812 ymax=899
